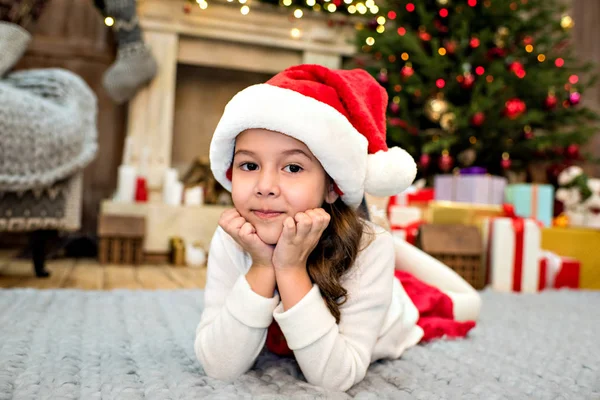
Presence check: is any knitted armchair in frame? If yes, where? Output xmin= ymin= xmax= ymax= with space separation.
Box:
xmin=0 ymin=19 xmax=98 ymax=277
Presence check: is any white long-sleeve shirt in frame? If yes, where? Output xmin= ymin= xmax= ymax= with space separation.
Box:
xmin=195 ymin=221 xmax=423 ymax=391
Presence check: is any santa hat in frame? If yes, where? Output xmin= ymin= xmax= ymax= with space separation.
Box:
xmin=209 ymin=64 xmax=417 ymax=208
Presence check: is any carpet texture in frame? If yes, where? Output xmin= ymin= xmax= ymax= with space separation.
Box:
xmin=0 ymin=288 xmax=598 ymax=399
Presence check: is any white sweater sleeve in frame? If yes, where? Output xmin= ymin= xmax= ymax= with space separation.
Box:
xmin=194 ymin=227 xmax=280 ymax=381
xmin=273 ymin=226 xmax=395 ymax=391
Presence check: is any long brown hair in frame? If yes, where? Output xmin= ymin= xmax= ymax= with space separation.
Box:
xmin=306 ymin=198 xmax=371 ymax=324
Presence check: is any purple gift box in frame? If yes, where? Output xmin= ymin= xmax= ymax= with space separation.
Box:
xmin=434 ymin=171 xmax=507 ymax=205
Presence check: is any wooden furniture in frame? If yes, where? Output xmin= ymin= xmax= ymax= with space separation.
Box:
xmin=97 ymin=215 xmax=146 ymax=265
xmin=416 ymin=224 xmax=485 ymax=290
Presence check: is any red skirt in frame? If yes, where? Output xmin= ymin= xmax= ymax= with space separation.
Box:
xmin=266 ymin=270 xmax=476 ymax=356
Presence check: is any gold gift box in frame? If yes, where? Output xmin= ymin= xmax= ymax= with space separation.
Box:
xmin=425 ymin=201 xmax=504 ymax=228
xmin=541 ymin=227 xmax=600 ymax=290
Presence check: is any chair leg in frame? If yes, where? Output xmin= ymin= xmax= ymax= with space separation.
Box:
xmin=30 ymin=230 xmax=57 ymax=278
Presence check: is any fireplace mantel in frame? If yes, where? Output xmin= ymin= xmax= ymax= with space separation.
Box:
xmin=125 ymin=0 xmax=357 ymax=195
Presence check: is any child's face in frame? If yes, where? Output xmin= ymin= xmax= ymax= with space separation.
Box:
xmin=231 ymin=128 xmax=339 ymax=245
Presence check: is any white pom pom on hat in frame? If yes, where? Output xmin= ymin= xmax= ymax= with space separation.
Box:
xmin=209 ymin=64 xmax=417 ymax=208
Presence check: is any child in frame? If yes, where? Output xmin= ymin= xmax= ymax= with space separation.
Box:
xmin=195 ymin=64 xmax=481 ymax=392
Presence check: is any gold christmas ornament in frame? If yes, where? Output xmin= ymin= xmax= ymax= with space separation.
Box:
xmin=436 ymin=0 xmax=450 ymax=4
xmin=440 ymin=112 xmax=456 ymax=132
xmin=424 ymin=96 xmax=449 ymax=122
xmin=561 ymin=14 xmax=574 ymax=30
xmin=457 ymin=148 xmax=477 ymax=166
xmin=494 ymin=26 xmax=509 ymax=48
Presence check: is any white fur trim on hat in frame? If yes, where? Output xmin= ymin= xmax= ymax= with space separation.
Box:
xmin=365 ymin=147 xmax=417 ymax=196
xmin=210 ymin=83 xmax=369 ymax=207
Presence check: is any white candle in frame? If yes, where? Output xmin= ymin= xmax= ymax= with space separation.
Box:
xmin=184 ymin=186 xmax=204 ymax=206
xmin=165 ymin=181 xmax=183 ymax=205
xmin=163 ymin=168 xmax=179 ymax=204
xmin=115 ymin=165 xmax=137 ymax=203
xmin=185 ymin=242 xmax=206 ymax=267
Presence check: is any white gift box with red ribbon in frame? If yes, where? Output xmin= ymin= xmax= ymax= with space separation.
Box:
xmin=482 ymin=212 xmax=542 ymax=293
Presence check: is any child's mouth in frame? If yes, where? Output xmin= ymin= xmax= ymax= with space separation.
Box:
xmin=253 ymin=210 xmax=284 ymax=219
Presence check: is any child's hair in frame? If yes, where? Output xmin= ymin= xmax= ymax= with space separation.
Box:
xmin=307 ymin=198 xmax=369 ymax=324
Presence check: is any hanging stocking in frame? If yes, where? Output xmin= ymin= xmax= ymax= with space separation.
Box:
xmin=95 ymin=0 xmax=158 ymax=104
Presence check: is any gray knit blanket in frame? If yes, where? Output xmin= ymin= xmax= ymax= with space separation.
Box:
xmin=0 ymin=288 xmax=598 ymax=399
xmin=0 ymin=69 xmax=98 ymax=191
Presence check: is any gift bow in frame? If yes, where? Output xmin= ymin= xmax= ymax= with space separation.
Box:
xmin=391 ymin=221 xmax=423 ymax=245
xmin=540 ymin=250 xmax=563 ymax=289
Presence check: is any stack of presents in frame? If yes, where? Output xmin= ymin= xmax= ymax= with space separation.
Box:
xmin=367 ymin=166 xmax=600 ymax=292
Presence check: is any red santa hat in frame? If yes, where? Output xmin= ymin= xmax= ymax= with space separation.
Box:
xmin=209 ymin=64 xmax=416 ymax=208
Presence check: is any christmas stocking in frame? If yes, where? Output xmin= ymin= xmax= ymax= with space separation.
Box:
xmin=96 ymin=0 xmax=157 ymax=104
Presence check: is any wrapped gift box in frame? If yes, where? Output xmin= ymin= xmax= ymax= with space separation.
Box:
xmin=389 ymin=188 xmax=434 ymax=212
xmin=426 ymin=201 xmax=504 ymax=230
xmin=538 ymin=251 xmax=581 ymax=290
xmin=389 ymin=207 xmax=422 ymax=245
xmin=541 ymin=227 xmax=600 ymax=289
xmin=434 ymin=174 xmax=507 ymax=205
xmin=482 ymin=217 xmax=542 ymax=293
xmin=505 ymin=184 xmax=554 ymax=227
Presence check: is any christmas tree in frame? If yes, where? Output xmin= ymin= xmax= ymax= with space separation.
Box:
xmin=355 ymin=0 xmax=600 ymax=180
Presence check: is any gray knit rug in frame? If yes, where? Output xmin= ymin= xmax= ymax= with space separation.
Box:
xmin=0 ymin=288 xmax=598 ymax=399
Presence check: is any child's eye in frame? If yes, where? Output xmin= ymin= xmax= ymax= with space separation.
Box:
xmin=240 ymin=162 xmax=258 ymax=171
xmin=284 ymin=164 xmax=303 ymax=173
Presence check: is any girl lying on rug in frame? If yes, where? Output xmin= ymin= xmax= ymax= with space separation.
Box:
xmin=195 ymin=64 xmax=481 ymax=392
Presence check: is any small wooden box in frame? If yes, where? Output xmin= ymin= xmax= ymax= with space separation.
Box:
xmin=97 ymin=214 xmax=146 ymax=265
xmin=416 ymin=224 xmax=485 ymax=290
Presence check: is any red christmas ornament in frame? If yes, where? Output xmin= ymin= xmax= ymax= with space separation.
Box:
xmin=438 ymin=152 xmax=454 ymax=172
xmin=388 ymin=118 xmax=407 ymax=128
xmin=544 ymin=94 xmax=558 ymax=109
xmin=525 ymin=131 xmax=534 ymax=140
xmin=419 ymin=153 xmax=431 ymax=168
xmin=504 ymin=98 xmax=527 ymax=119
xmin=444 ymin=40 xmax=458 ymax=54
xmin=471 ymin=111 xmax=485 ymax=127
xmin=378 ymin=71 xmax=388 ymax=83
xmin=401 ymin=66 xmax=414 ymax=79
xmin=566 ymin=144 xmax=580 ymax=159
xmin=501 ymin=158 xmax=512 ymax=170
xmin=389 ymin=102 xmax=400 ymax=114
xmin=460 ymin=73 xmax=475 ymax=89
xmin=434 ymin=19 xmax=449 ymax=33
xmin=508 ymin=62 xmax=526 ymax=78
xmin=487 ymin=47 xmax=507 ymax=60
xmin=419 ymin=31 xmax=432 ymax=41
xmin=569 ymin=92 xmax=581 ymax=105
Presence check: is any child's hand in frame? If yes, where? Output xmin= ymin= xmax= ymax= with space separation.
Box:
xmin=272 ymin=208 xmax=331 ymax=271
xmin=219 ymin=209 xmax=274 ymax=268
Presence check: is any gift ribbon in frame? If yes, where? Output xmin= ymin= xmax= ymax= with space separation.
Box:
xmin=460 ymin=166 xmax=487 ymax=175
xmin=485 ymin=204 xmax=526 ymax=291
xmin=531 ymin=185 xmax=538 ymax=221
xmin=391 ymin=221 xmax=423 ymax=245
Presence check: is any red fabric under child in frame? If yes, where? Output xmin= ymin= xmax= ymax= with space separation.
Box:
xmin=265 ymin=270 xmax=476 ymax=356
xmin=394 ymin=269 xmax=476 ymax=342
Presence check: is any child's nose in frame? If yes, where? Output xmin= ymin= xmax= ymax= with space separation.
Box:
xmin=256 ymin=169 xmax=280 ymax=197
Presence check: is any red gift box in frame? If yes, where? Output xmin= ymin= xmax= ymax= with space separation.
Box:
xmin=538 ymin=251 xmax=581 ymax=290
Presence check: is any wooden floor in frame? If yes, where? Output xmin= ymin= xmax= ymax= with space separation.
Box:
xmin=0 ymin=250 xmax=207 ymax=290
